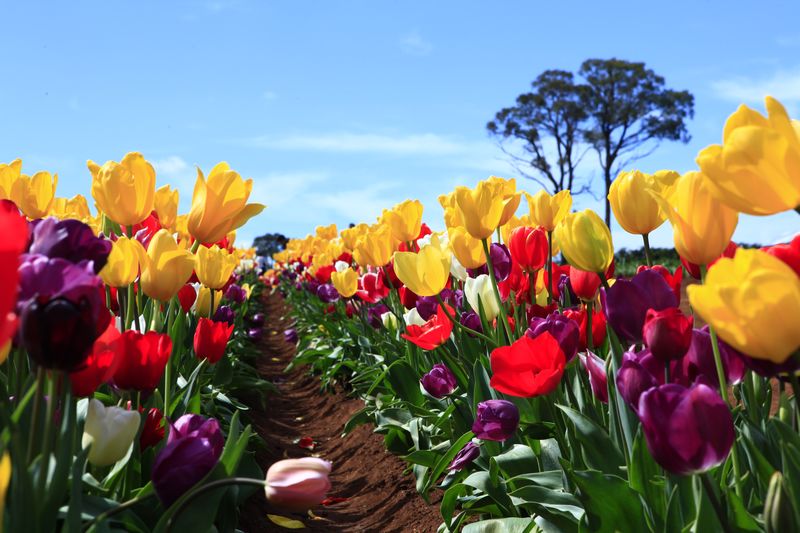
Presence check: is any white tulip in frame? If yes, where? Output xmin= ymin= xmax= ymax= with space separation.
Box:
xmin=465 ymin=274 xmax=500 ymax=321
xmin=82 ymin=399 xmax=140 ymax=467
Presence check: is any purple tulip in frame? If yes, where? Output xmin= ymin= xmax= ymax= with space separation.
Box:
xmin=212 ymin=305 xmax=235 ymax=325
xmin=28 ymin=218 xmax=112 ymax=274
xmin=460 ymin=311 xmax=483 ymax=334
xmin=579 ymin=351 xmax=608 ymax=403
xmin=638 ymin=383 xmax=734 ymax=475
xmin=448 ymin=442 xmax=481 ymax=471
xmin=284 ymin=328 xmax=299 ymax=344
xmin=472 ymin=400 xmax=519 ymax=441
xmin=247 ymin=328 xmax=263 ymax=341
xmin=601 ymin=269 xmax=677 ymax=343
xmin=306 ymin=280 xmax=320 ymax=294
xmin=224 ymin=283 xmax=247 ymax=304
xmin=415 ymin=296 xmax=439 ymax=321
xmin=367 ymin=304 xmax=390 ymax=329
xmin=468 ymin=243 xmax=511 ymax=282
xmin=420 ymin=364 xmax=457 ymax=398
xmin=317 ymin=283 xmax=339 ymax=303
xmin=526 ymin=311 xmax=580 ymax=362
xmin=672 ymin=328 xmax=746 ymax=388
xmin=558 ymin=274 xmax=577 ymax=308
xmin=249 ymin=312 xmax=266 ymax=327
xmin=18 ymin=255 xmax=105 ymax=371
xmin=153 ymin=415 xmax=224 ymax=505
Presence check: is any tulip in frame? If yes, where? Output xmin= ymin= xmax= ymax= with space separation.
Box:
xmin=247 ymin=327 xmax=263 ymax=341
xmin=454 ymin=178 xmax=520 ymax=240
xmin=655 ymin=171 xmax=739 ymax=266
xmin=554 ymin=209 xmax=614 ymax=274
xmin=177 ymin=284 xmax=197 ymax=312
xmin=490 ymin=333 xmax=565 ymax=397
xmin=340 ymin=223 xmax=369 ymax=251
xmin=508 ymin=226 xmax=547 ymax=272
xmin=616 ymin=352 xmax=661 ymax=412
xmin=381 ymin=199 xmax=424 ymax=243
xmin=579 ymin=351 xmax=608 ymax=403
xmin=352 ymin=223 xmax=396 ymax=268
xmin=764 ymin=235 xmax=800 ymax=276
xmin=642 ymin=307 xmax=693 ymax=362
xmin=194 ymin=317 xmax=234 ymax=364
xmin=154 ymin=184 xmax=179 ymax=230
xmin=472 ymin=400 xmax=519 ymax=441
xmin=187 ymin=162 xmax=265 ymax=244
xmin=465 ymin=274 xmax=500 ymax=321
xmin=636 ymin=264 xmax=683 ymax=302
xmin=448 ymin=442 xmax=481 ymax=471
xmin=195 ymin=286 xmax=222 ymax=317
xmin=82 ymin=399 xmax=140 ymax=467
xmin=381 ymin=311 xmax=398 ymax=330
xmin=420 ymin=363 xmax=457 ymax=398
xmin=331 ymin=267 xmax=359 ymax=298
xmin=568 ymin=267 xmax=601 ymax=302
xmin=526 ymin=311 xmax=580 ymax=362
xmin=0 ymin=158 xmax=22 ymax=199
xmin=141 ymin=229 xmax=195 ymax=301
xmin=447 ymin=226 xmax=486 ymax=269
xmin=153 ymin=415 xmax=223 ymax=505
xmin=89 ymin=152 xmax=156 ymax=226
xmin=99 ymin=236 xmax=146 ymax=287
xmin=564 ymin=306 xmax=607 ymax=352
xmin=265 ymin=457 xmax=332 ymax=512
xmin=10 ymin=171 xmax=58 ymax=219
xmin=50 ymin=194 xmax=92 ymax=221
xmin=0 ymin=452 xmax=9 ymax=529
xmin=111 ymin=330 xmax=173 ymax=391
xmin=469 ymin=243 xmax=512 ymax=282
xmin=69 ymin=322 xmax=121 ymax=397
xmin=488 ymin=176 xmax=523 ymax=226
xmin=525 ymin=189 xmax=572 ymax=232
xmin=316 ymin=283 xmax=339 ymax=303
xmin=608 ymin=170 xmax=671 ymax=235
xmin=696 ymin=96 xmax=800 ymax=215
xmin=284 ymin=328 xmax=299 ymax=344
xmin=601 ymin=269 xmax=677 ymax=343
xmin=401 ymin=304 xmax=454 ymax=350
xmin=196 ymin=245 xmax=238 ymax=290
xmin=356 ymin=271 xmax=389 ymax=303
xmin=213 ymin=305 xmax=235 ymax=325
xmin=0 ymin=202 xmax=28 ymax=347
xmin=673 ymin=327 xmax=746 ymax=388
xmin=393 ymin=237 xmax=451 ymax=297
xmin=688 ymin=248 xmax=800 ymax=363
xmin=224 ymin=283 xmax=247 ymax=304
xmin=638 ymin=383 xmax=734 ymax=475
xmin=460 ymin=311 xmax=483 ymax=335
xmin=28 ymin=217 xmax=111 ymax=273
xmin=140 ymin=407 xmax=166 ymax=451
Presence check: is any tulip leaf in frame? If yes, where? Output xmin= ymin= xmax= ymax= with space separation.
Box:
xmin=441 ymin=483 xmax=469 ymax=530
xmin=463 ymin=471 xmax=515 ymax=518
xmin=565 ymin=467 xmax=648 ymax=533
xmin=266 ymin=514 xmax=307 ymax=529
xmin=629 ymin=428 xmax=664 ymax=520
xmin=462 ymin=517 xmax=536 ymax=533
xmin=421 ymin=431 xmax=475 ymax=497
xmin=508 ymin=485 xmax=583 ymax=521
xmin=492 ymin=444 xmax=540 ymax=479
xmin=556 ymin=405 xmax=624 ymax=475
xmin=386 ymin=360 xmax=425 ymax=407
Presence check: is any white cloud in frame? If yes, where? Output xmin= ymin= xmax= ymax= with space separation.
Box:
xmin=711 ymin=68 xmax=800 ymax=103
xmin=249 ymin=171 xmax=328 ymax=208
xmin=248 ymin=132 xmax=465 ymax=156
xmin=262 ymin=91 xmax=277 ymax=101
xmin=400 ymin=30 xmax=433 ymax=56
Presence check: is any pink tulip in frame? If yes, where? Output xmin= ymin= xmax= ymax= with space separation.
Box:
xmin=265 ymin=457 xmax=332 ymax=511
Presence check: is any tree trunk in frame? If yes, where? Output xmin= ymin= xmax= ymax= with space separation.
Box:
xmin=604 ymin=167 xmax=612 ymax=229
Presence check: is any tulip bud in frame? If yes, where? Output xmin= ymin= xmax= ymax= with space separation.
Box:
xmin=284 ymin=328 xmax=298 ymax=344
xmin=82 ymin=399 xmax=140 ymax=466
xmin=526 ymin=311 xmax=579 ymax=362
xmin=765 ymin=471 xmax=798 ymax=533
xmin=642 ymin=307 xmax=693 ymax=362
xmin=554 ymin=209 xmax=614 ymax=274
xmin=448 ymin=441 xmax=481 ymax=471
xmin=316 ymin=283 xmax=339 ymax=303
xmin=224 ymin=283 xmax=247 ymax=304
xmin=247 ymin=327 xmax=263 ymax=341
xmin=465 ymin=274 xmax=500 ymax=321
xmin=196 ymin=245 xmax=238 ymax=290
xmin=265 ymin=458 xmax=332 ymax=512
xmin=420 ymin=363 xmax=457 ymax=398
xmin=472 ymin=400 xmax=519 ymax=441
xmin=460 ymin=311 xmax=483 ymax=335
xmin=194 ymin=317 xmax=234 ymax=364
xmin=508 ymin=226 xmax=548 ymax=272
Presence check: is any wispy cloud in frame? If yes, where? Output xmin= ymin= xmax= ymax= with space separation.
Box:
xmin=152 ymin=156 xmax=196 ymax=199
xmin=262 ymin=90 xmax=277 ymax=101
xmin=711 ymin=67 xmax=800 ymax=103
xmin=400 ymin=30 xmax=433 ymax=56
xmin=247 ymin=132 xmax=465 ymax=156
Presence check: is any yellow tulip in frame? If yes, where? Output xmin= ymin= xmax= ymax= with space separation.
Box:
xmin=174 ymin=214 xmax=191 ymax=243
xmin=10 ymin=171 xmax=58 ymax=219
xmin=439 ymin=191 xmax=465 ymax=229
xmin=0 ymin=340 xmax=10 ymax=365
xmin=696 ymin=96 xmax=800 ymax=215
xmin=0 ymin=159 xmax=22 ymax=200
xmin=393 ymin=235 xmax=451 ymax=296
xmin=196 ymin=245 xmax=239 ymax=290
xmin=89 ymin=152 xmax=156 ymax=227
xmin=608 ymin=170 xmax=670 ymax=235
xmin=331 ymin=267 xmax=359 ymax=298
xmin=51 ymin=194 xmax=92 ymax=221
xmin=688 ymin=248 xmax=800 ymax=363
xmin=100 ymin=237 xmax=147 ymax=287
xmin=341 ymin=223 xmax=369 ymax=251
xmin=195 ymin=286 xmax=222 ymax=317
xmin=154 ymin=185 xmax=179 ymax=230
xmin=0 ymin=451 xmax=10 ymax=529
xmin=188 ymin=162 xmax=265 ymax=244
xmin=554 ymin=209 xmax=614 ymax=273
xmin=526 ymin=190 xmax=572 ymax=232
xmin=141 ymin=229 xmax=196 ymax=301
xmin=315 ymin=224 xmax=338 ymax=240
xmin=655 ymin=171 xmax=738 ymax=266
xmin=486 ymin=176 xmax=522 ymax=226
xmin=454 ymin=178 xmax=518 ymax=240
xmin=352 ymin=224 xmax=396 ymax=267
xmin=381 ymin=199 xmax=423 ymax=242
xmin=447 ymin=226 xmax=486 ymax=269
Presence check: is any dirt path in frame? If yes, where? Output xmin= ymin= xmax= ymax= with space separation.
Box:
xmin=239 ymin=292 xmax=442 ymax=532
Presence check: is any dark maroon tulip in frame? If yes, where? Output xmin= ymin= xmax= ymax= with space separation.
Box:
xmin=284 ymin=328 xmax=299 ymax=344
xmin=616 ymin=350 xmax=661 ymax=412
xmin=643 ymin=307 xmax=693 ymax=362
xmin=316 ymin=283 xmax=339 ymax=303
xmin=28 ymin=218 xmax=112 ymax=274
xmin=558 ymin=274 xmax=578 ymax=308
xmin=212 ymin=305 xmax=235 ymax=325
xmin=367 ymin=304 xmax=390 ymax=329
xmin=601 ymin=269 xmax=677 ymax=343
xmin=472 ymin=400 xmax=519 ymax=441
xmin=448 ymin=441 xmax=481 ymax=471
xmin=526 ymin=311 xmax=580 ymax=362
xmin=672 ymin=328 xmax=746 ymax=388
xmin=460 ymin=311 xmax=483 ymax=334
xmin=224 ymin=283 xmax=247 ymax=304
xmin=306 ymin=280 xmax=320 ymax=294
xmin=420 ymin=364 xmax=457 ymax=398
xmin=247 ymin=328 xmax=263 ymax=341
xmin=579 ymin=351 xmax=608 ymax=403
xmin=153 ymin=415 xmax=223 ymax=506
xmin=638 ymin=383 xmax=734 ymax=475
xmin=416 ymin=290 xmax=456 ymax=321
xmin=469 ymin=243 xmax=512 ymax=282
xmin=249 ymin=312 xmax=266 ymax=327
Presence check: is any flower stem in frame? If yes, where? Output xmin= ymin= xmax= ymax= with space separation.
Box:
xmin=481 ymin=238 xmax=513 ymax=343
xmin=165 ymin=478 xmax=267 ymax=531
xmin=436 ymin=295 xmax=496 ymax=347
xmin=26 ymin=367 xmax=46 ymax=463
xmin=699 ymin=472 xmax=733 ymax=533
xmin=82 ymin=493 xmax=157 ymax=531
xmin=642 ymin=233 xmax=653 ymax=267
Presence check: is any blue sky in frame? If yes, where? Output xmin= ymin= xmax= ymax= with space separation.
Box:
xmin=2 ymin=0 xmax=799 ymax=248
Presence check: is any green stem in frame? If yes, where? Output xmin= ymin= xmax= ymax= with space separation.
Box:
xmin=699 ymin=472 xmax=733 ymax=533
xmin=82 ymin=493 xmax=157 ymax=531
xmin=209 ymin=288 xmax=215 ymax=318
xmin=481 ymin=238 xmax=513 ymax=343
xmin=126 ymin=283 xmax=136 ymax=331
xmin=642 ymin=233 xmax=653 ymax=267
xmin=26 ymin=367 xmax=46 ymax=463
xmin=38 ymin=372 xmax=59 ymax=495
xmin=788 ymin=373 xmax=800 ymax=429
xmin=435 ymin=295 xmax=496 ymax=347
xmin=165 ymin=478 xmax=267 ymax=531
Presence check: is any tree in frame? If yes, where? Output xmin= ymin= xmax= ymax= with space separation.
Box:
xmin=579 ymin=58 xmax=694 ymax=227
xmin=253 ymin=232 xmax=288 ymax=262
xmin=487 ymin=70 xmax=590 ymax=195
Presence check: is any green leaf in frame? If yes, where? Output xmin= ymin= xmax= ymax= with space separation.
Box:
xmin=422 ymin=431 xmax=475 ymax=497
xmin=566 ymin=467 xmax=648 ymax=533
xmin=629 ymin=427 xmax=664 ymax=521
xmin=557 ymin=405 xmax=624 ymax=475
xmin=493 ymin=445 xmax=539 ymax=479
xmin=462 ymin=517 xmax=536 ymax=533
xmin=386 ymin=360 xmax=425 ymax=407
xmin=463 ymin=471 xmax=515 ymax=518
xmin=508 ymin=485 xmax=583 ymax=521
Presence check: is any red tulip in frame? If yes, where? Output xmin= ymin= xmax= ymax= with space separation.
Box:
xmin=69 ymin=322 xmax=121 ymax=397
xmin=0 ymin=200 xmax=28 ymax=348
xmin=398 ymin=285 xmax=418 ymax=310
xmin=681 ymin=241 xmax=737 ymax=280
xmin=763 ymin=234 xmax=800 ymax=277
xmin=140 ymin=407 xmax=166 ymax=450
xmin=498 ymin=259 xmax=530 ymax=305
xmin=636 ymin=264 xmax=683 ymax=302
xmin=356 ymin=271 xmax=390 ymax=303
xmin=569 ymin=267 xmax=601 ymax=301
xmin=643 ymin=307 xmax=693 ymax=362
xmin=401 ymin=304 xmax=454 ymax=350
xmin=490 ymin=333 xmax=565 ymax=397
xmin=541 ymin=262 xmax=570 ymax=299
xmin=112 ymin=330 xmax=173 ymax=391
xmin=563 ymin=306 xmax=607 ymax=351
xmin=194 ymin=317 xmax=234 ymax=364
xmin=177 ymin=284 xmax=197 ymax=313
xmin=314 ymin=264 xmax=335 ymax=284
xmin=508 ymin=226 xmax=548 ymax=272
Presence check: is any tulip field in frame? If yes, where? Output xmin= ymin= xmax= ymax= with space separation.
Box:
xmin=0 ymin=94 xmax=799 ymax=533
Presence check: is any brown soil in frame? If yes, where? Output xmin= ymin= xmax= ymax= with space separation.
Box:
xmin=239 ymin=292 xmax=442 ymax=532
